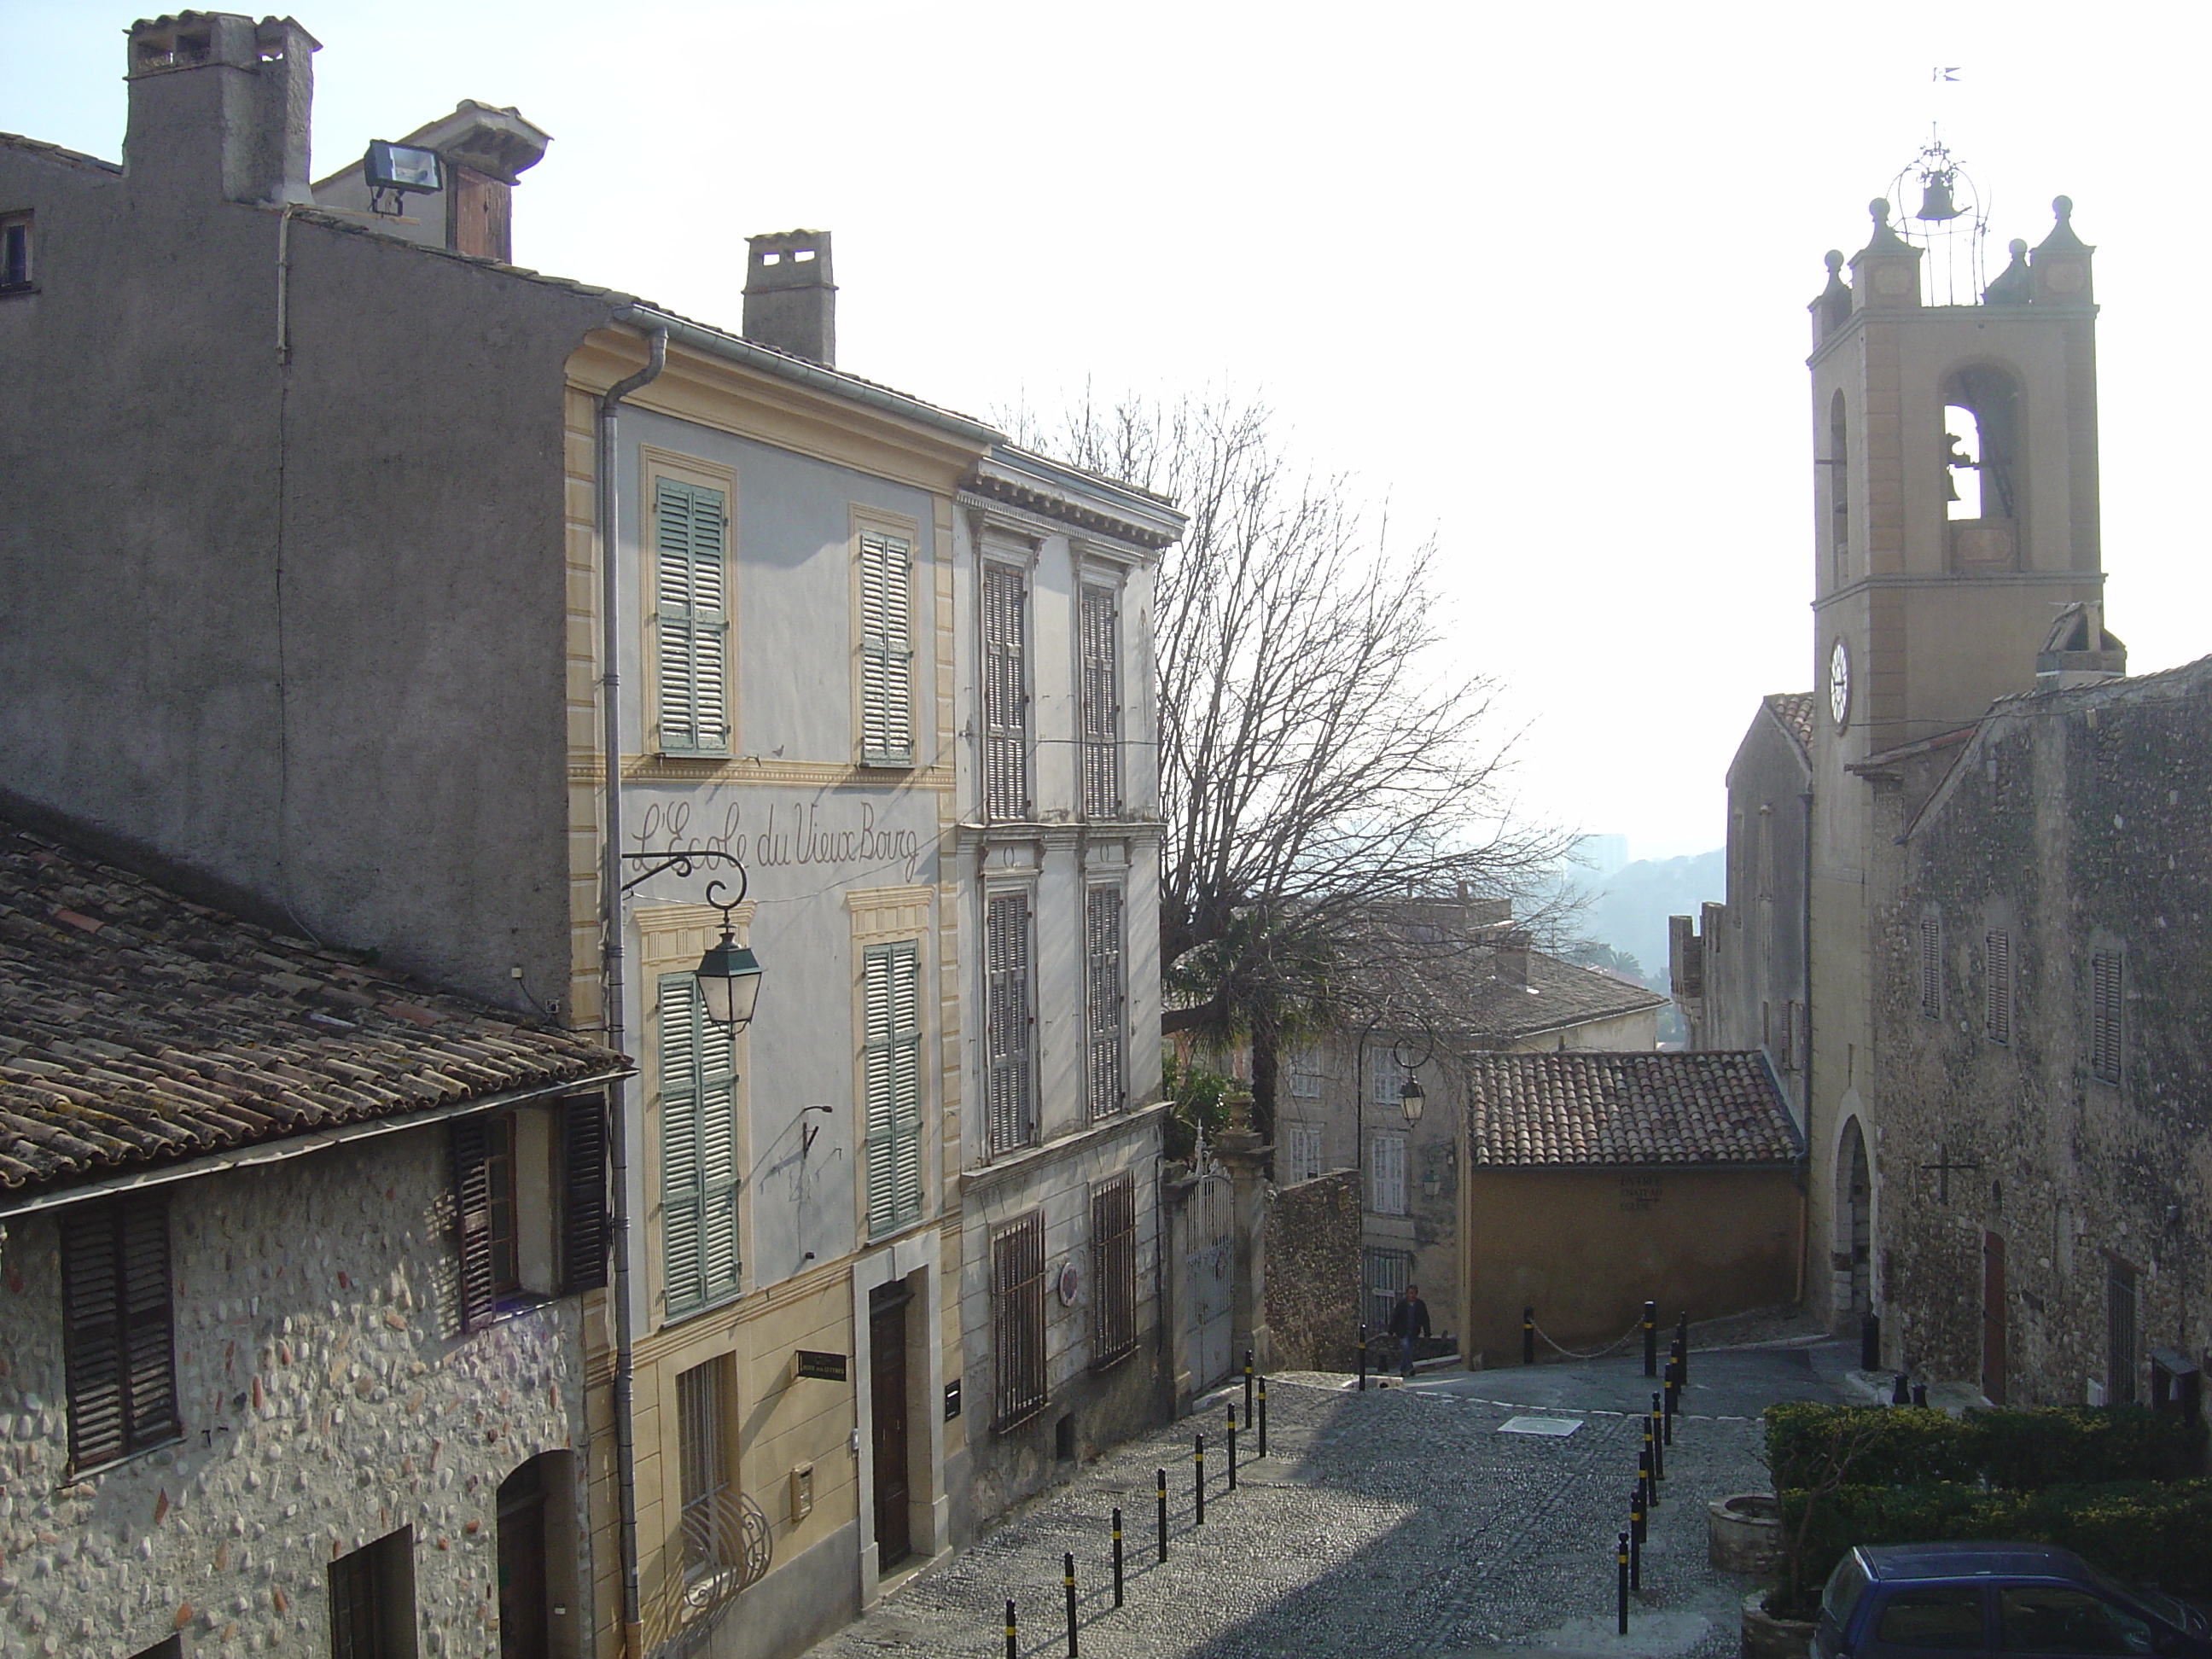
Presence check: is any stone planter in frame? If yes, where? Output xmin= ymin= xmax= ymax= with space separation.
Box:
xmin=1742 ymin=1589 xmax=1816 ymax=1659
xmin=1708 ymin=1492 xmax=1782 ymax=1575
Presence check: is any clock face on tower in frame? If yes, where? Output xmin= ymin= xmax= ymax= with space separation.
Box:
xmin=1830 ymin=637 xmax=1852 ymax=731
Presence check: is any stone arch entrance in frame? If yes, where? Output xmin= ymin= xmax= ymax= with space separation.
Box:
xmin=1835 ymin=1115 xmax=1872 ymax=1318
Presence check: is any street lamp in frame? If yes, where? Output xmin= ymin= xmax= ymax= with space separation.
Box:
xmin=1398 ymin=1074 xmax=1425 ymax=1126
xmin=695 ymin=877 xmax=763 ymax=1030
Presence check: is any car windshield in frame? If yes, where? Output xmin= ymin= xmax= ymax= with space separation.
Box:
xmin=1824 ymin=1554 xmax=1871 ymax=1627
xmin=2081 ymin=1563 xmax=2186 ymax=1630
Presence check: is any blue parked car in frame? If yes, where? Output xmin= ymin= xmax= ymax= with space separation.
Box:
xmin=1814 ymin=1542 xmax=2212 ymax=1659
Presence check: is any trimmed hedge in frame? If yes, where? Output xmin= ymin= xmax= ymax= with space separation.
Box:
xmin=1764 ymin=1402 xmax=2196 ymax=1493
xmin=1780 ymin=1479 xmax=2212 ymax=1600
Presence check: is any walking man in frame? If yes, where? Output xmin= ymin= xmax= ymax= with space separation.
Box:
xmin=1388 ymin=1282 xmax=1431 ymax=1379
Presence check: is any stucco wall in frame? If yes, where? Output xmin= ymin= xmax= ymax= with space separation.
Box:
xmin=1877 ymin=662 xmax=2212 ymax=1404
xmin=1264 ymin=1171 xmax=1360 ymax=1371
xmin=0 ymin=1126 xmax=586 ymax=1659
xmin=1462 ymin=1167 xmax=1801 ymax=1365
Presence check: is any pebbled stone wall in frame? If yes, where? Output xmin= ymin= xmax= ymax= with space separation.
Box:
xmin=0 ymin=1121 xmax=587 ymax=1659
xmin=1264 ymin=1171 xmax=1360 ymax=1372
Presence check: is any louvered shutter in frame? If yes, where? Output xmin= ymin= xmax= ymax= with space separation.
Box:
xmin=1079 ymin=585 xmax=1120 ymax=818
xmin=1371 ymin=1134 xmax=1406 ymax=1215
xmin=452 ymin=1117 xmax=498 ymax=1333
xmin=661 ymin=974 xmax=740 ymax=1315
xmin=1919 ymin=917 xmax=1942 ymax=1018
xmin=1085 ymin=886 xmax=1125 ymax=1120
xmin=562 ymin=1095 xmax=610 ymax=1293
xmin=983 ymin=564 xmax=1028 ymax=819
xmin=61 ymin=1196 xmax=177 ymax=1470
xmin=986 ymin=893 xmax=1034 ymax=1155
xmin=1985 ymin=929 xmax=2011 ymax=1045
xmin=654 ymin=480 xmax=730 ymax=754
xmin=863 ymin=942 xmax=924 ymax=1237
xmin=859 ymin=533 xmax=915 ymax=765
xmin=2091 ymin=952 xmax=2123 ymax=1083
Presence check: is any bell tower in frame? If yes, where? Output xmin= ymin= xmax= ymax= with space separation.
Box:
xmin=1808 ymin=187 xmax=2105 ymax=763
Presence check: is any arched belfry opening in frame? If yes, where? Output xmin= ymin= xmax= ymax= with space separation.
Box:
xmin=1828 ymin=392 xmax=1850 ymax=585
xmin=1942 ymin=366 xmax=2021 ymax=569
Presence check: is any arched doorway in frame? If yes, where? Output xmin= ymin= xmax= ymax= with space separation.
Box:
xmin=1836 ymin=1117 xmax=1871 ymax=1317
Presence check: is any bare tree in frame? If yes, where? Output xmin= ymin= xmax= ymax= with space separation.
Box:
xmin=1010 ymin=393 xmax=1573 ymax=1131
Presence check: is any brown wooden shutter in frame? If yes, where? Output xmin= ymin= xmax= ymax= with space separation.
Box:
xmin=562 ymin=1096 xmax=610 ymax=1294
xmin=119 ymin=1199 xmax=178 ymax=1448
xmin=1985 ymin=929 xmax=2011 ymax=1045
xmin=2091 ymin=952 xmax=2123 ymax=1083
xmin=61 ymin=1195 xmax=175 ymax=1470
xmin=452 ymin=1117 xmax=497 ymax=1332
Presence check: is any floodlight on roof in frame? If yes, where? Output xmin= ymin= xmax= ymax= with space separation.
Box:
xmin=363 ymin=141 xmax=443 ymax=216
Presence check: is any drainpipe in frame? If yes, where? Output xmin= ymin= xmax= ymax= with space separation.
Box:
xmin=599 ymin=326 xmax=666 ymax=1659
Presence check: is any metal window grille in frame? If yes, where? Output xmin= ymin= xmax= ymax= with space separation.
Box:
xmin=60 ymin=1194 xmax=178 ymax=1470
xmin=1090 ymin=1176 xmax=1138 ymax=1369
xmin=863 ymin=942 xmax=925 ymax=1236
xmin=1283 ymin=1122 xmax=1323 ymax=1185
xmin=991 ymin=1214 xmax=1047 ymax=1429
xmin=859 ymin=531 xmax=915 ymax=765
xmin=1920 ymin=916 xmax=1942 ymax=1019
xmin=1079 ymin=585 xmax=1121 ymax=818
xmin=1370 ymin=1133 xmax=1406 ymax=1216
xmin=1288 ymin=1045 xmax=1322 ymax=1098
xmin=2090 ymin=951 xmax=2122 ymax=1083
xmin=986 ymin=893 xmax=1035 ymax=1154
xmin=678 ymin=1358 xmax=735 ymax=1577
xmin=1085 ymin=885 xmax=1126 ymax=1120
xmin=1363 ymin=1248 xmax=1412 ymax=1330
xmin=1984 ymin=928 xmax=2011 ymax=1045
xmin=983 ymin=562 xmax=1029 ymax=819
xmin=653 ymin=479 xmax=730 ymax=754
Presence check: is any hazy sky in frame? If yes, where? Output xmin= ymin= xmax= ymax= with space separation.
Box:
xmin=8 ymin=1 xmax=2206 ymax=861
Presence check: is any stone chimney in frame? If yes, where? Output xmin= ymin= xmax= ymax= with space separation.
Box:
xmin=125 ymin=13 xmax=319 ymax=207
xmin=1493 ymin=928 xmax=1532 ymax=988
xmin=2034 ymin=602 xmax=2127 ymax=693
xmin=742 ymin=230 xmax=835 ymax=365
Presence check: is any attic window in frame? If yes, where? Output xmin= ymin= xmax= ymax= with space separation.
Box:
xmin=0 ymin=213 xmax=31 ymax=293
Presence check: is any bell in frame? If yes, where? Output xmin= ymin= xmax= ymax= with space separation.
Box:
xmin=1916 ymin=174 xmax=1962 ymax=223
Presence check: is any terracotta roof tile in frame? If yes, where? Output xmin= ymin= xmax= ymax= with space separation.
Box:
xmin=0 ymin=822 xmax=626 ymax=1197
xmin=1765 ymin=691 xmax=1817 ymax=757
xmin=1465 ymin=1051 xmax=1801 ymax=1168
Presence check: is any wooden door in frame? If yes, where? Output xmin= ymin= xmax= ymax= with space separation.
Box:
xmin=870 ymin=1284 xmax=912 ymax=1569
xmin=497 ymin=1457 xmax=549 ymax=1659
xmin=1981 ymin=1231 xmax=2007 ymax=1406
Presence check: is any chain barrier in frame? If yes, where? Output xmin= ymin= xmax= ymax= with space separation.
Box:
xmin=1529 ymin=1313 xmax=1647 ymax=1361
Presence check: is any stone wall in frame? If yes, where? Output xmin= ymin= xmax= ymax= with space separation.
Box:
xmin=1877 ymin=657 xmax=2212 ymax=1405
xmin=0 ymin=1121 xmax=587 ymax=1659
xmin=1264 ymin=1171 xmax=1360 ymax=1372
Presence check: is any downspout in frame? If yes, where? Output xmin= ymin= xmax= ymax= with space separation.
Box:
xmin=599 ymin=326 xmax=667 ymax=1659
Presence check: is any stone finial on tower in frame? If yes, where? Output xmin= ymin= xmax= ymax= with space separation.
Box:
xmin=1983 ymin=238 xmax=2032 ymax=306
xmin=2029 ymin=195 xmax=2093 ymax=304
xmin=1849 ymin=198 xmax=1924 ymax=310
xmin=742 ymin=230 xmax=836 ymax=366
xmin=1812 ymin=248 xmax=1852 ymax=342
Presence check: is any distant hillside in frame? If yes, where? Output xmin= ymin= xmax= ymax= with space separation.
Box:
xmin=1583 ymin=850 xmax=1725 ymax=984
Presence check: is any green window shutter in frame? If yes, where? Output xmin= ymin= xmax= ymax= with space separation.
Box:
xmin=654 ymin=480 xmax=730 ymax=755
xmin=859 ymin=533 xmax=915 ymax=765
xmin=863 ymin=941 xmax=924 ymax=1237
xmin=661 ymin=973 xmax=740 ymax=1315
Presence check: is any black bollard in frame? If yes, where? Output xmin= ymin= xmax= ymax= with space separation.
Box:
xmin=1195 ymin=1432 xmax=1205 ymax=1525
xmin=1258 ymin=1375 xmax=1268 ymax=1458
xmin=1523 ymin=1306 xmax=1537 ymax=1366
xmin=1155 ymin=1467 xmax=1167 ymax=1563
xmin=1643 ymin=1300 xmax=1657 ymax=1377
xmin=1639 ymin=1443 xmax=1657 ymax=1510
xmin=1629 ymin=1496 xmax=1642 ymax=1592
xmin=1226 ymin=1405 xmax=1237 ymax=1490
xmin=1064 ymin=1551 xmax=1078 ymax=1658
xmin=1617 ymin=1532 xmax=1631 ymax=1635
xmin=1243 ymin=1349 xmax=1254 ymax=1427
xmin=1358 ymin=1324 xmax=1369 ymax=1391
xmin=1632 ymin=1476 xmax=1646 ymax=1545
xmin=1860 ymin=1311 xmax=1881 ymax=1372
xmin=1912 ymin=1382 xmax=1928 ymax=1408
xmin=1663 ymin=1367 xmax=1676 ymax=1443
xmin=1650 ymin=1394 xmax=1664 ymax=1482
xmin=1006 ymin=1599 xmax=1017 ymax=1659
xmin=1891 ymin=1372 xmax=1912 ymax=1406
xmin=1112 ymin=1506 xmax=1124 ymax=1607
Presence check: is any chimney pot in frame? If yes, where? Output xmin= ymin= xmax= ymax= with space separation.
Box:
xmin=742 ymin=230 xmax=836 ymax=365
xmin=125 ymin=12 xmax=319 ymax=206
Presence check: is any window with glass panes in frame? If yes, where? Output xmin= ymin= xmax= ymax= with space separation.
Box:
xmin=1085 ymin=885 xmax=1126 ymax=1120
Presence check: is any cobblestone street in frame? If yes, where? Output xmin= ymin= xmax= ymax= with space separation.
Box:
xmin=808 ymin=1335 xmax=1854 ymax=1659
